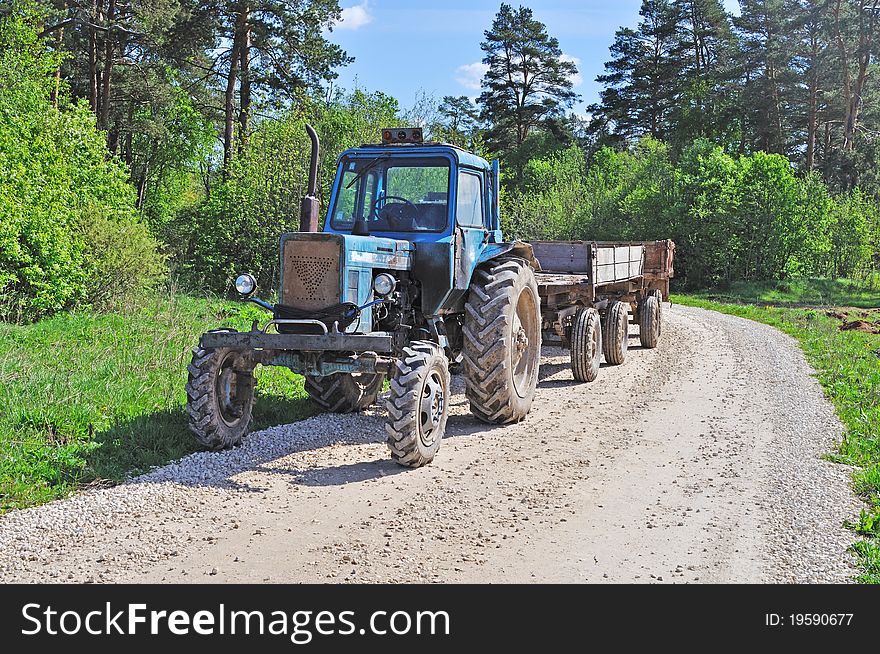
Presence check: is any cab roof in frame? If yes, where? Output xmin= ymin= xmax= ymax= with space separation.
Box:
xmin=338 ymin=142 xmax=491 ymax=171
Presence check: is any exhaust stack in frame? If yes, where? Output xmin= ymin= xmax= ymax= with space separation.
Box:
xmin=300 ymin=124 xmax=320 ymax=232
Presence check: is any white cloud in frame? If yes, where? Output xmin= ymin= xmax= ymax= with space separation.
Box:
xmin=455 ymin=62 xmax=489 ymax=91
xmin=560 ymin=54 xmax=583 ymax=87
xmin=337 ymin=1 xmax=373 ymax=31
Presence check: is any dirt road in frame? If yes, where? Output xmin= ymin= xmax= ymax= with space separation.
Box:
xmin=0 ymin=305 xmax=862 ymax=583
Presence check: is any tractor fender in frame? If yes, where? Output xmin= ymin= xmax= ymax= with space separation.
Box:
xmin=477 ymin=241 xmax=542 ymax=271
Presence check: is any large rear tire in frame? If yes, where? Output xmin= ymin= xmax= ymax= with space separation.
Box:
xmin=603 ymin=301 xmax=629 ymax=366
xmin=571 ymin=307 xmax=602 ymax=382
xmin=385 ymin=342 xmax=450 ymax=468
xmin=639 ymin=291 xmax=662 ymax=349
xmin=305 ymin=373 xmax=384 ymax=412
xmin=186 ymin=334 xmax=256 ymax=450
xmin=462 ymin=258 xmax=541 ymax=424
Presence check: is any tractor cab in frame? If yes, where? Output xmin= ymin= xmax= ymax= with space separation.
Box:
xmin=323 ymin=128 xmax=502 ymax=244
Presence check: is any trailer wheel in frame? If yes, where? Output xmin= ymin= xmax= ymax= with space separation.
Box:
xmin=571 ymin=307 xmax=602 ymax=382
xmin=385 ymin=341 xmax=450 ymax=467
xmin=186 ymin=334 xmax=256 ymax=450
xmin=462 ymin=258 xmax=541 ymax=424
xmin=639 ymin=292 xmax=662 ymax=348
xmin=305 ymin=373 xmax=384 ymax=412
xmin=603 ymin=301 xmax=629 ymax=365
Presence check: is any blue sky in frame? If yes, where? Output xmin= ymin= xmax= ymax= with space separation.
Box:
xmin=328 ymin=0 xmax=742 ymax=116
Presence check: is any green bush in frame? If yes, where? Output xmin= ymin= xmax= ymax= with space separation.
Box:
xmin=79 ymin=211 xmax=167 ymax=311
xmin=0 ymin=12 xmax=165 ymax=321
xmin=504 ymin=137 xmax=880 ymax=288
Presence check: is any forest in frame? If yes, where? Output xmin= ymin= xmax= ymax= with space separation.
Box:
xmin=0 ymin=0 xmax=878 ymax=318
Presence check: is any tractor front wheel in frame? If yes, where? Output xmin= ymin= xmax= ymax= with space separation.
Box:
xmin=384 ymin=342 xmax=450 ymax=468
xmin=186 ymin=333 xmax=256 ymax=450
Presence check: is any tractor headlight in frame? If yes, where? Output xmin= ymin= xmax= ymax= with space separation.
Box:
xmin=235 ymin=273 xmax=257 ymax=297
xmin=372 ymin=273 xmax=397 ymax=297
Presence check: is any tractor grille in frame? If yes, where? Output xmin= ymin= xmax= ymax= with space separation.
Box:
xmin=281 ymin=238 xmax=341 ymax=310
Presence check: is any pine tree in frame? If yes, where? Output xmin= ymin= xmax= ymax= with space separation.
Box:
xmin=790 ymin=0 xmax=833 ymax=171
xmin=477 ymin=3 xmax=579 ymax=156
xmin=436 ymin=95 xmax=480 ymax=146
xmin=669 ymin=0 xmax=738 ymax=147
xmin=217 ymin=1 xmax=352 ymax=172
xmin=734 ymin=0 xmax=800 ymax=156
xmin=591 ymin=0 xmax=683 ymax=142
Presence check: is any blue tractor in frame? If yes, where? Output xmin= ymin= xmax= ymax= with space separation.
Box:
xmin=187 ymin=127 xmax=542 ymax=467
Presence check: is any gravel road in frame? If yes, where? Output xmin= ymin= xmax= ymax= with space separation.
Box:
xmin=0 ymin=305 xmax=863 ymax=583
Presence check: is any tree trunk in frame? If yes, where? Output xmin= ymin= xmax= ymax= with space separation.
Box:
xmin=222 ymin=8 xmax=246 ymax=175
xmin=238 ymin=7 xmax=252 ymax=151
xmin=123 ymin=131 xmax=132 ymax=165
xmin=99 ymin=0 xmax=116 ymax=134
xmin=823 ymin=120 xmax=831 ymax=162
xmin=137 ymin=163 xmax=148 ymax=210
xmin=805 ymin=31 xmax=819 ymax=171
xmin=88 ymin=0 xmax=99 ymax=113
xmin=50 ymin=2 xmax=66 ymax=109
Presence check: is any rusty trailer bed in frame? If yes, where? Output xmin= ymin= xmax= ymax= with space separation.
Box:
xmin=529 ymin=239 xmax=675 ymax=303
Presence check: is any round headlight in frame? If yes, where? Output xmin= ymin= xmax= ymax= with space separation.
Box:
xmin=235 ymin=273 xmax=256 ymax=296
xmin=372 ymin=273 xmax=396 ymax=297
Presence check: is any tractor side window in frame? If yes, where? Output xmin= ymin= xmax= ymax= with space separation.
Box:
xmin=363 ymin=171 xmax=378 ymax=217
xmin=334 ymin=170 xmax=360 ymax=225
xmin=456 ymin=171 xmax=484 ymax=228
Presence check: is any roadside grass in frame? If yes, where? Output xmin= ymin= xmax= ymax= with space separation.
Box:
xmin=0 ymin=294 xmax=316 ymax=513
xmin=687 ymin=277 xmax=880 ymax=308
xmin=671 ymin=291 xmax=880 ymax=583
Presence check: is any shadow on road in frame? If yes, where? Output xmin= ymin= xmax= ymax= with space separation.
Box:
xmin=268 ymin=457 xmax=410 ymax=487
xmin=104 ymin=348 xmax=632 ymax=492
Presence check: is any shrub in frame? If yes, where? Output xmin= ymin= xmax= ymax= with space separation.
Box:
xmin=0 ymin=12 xmax=165 ymax=321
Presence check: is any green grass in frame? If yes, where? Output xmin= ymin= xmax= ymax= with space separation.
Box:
xmin=687 ymin=277 xmax=880 ymax=308
xmin=0 ymin=294 xmax=316 ymax=512
xmin=672 ymin=289 xmax=880 ymax=583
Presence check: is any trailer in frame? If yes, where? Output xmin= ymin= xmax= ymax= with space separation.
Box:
xmin=528 ymin=239 xmax=675 ymax=382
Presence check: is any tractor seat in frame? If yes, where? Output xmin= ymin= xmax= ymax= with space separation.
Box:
xmin=413 ymin=203 xmax=446 ymax=230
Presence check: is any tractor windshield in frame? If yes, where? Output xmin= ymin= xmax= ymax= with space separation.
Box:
xmin=330 ymin=156 xmax=450 ymax=233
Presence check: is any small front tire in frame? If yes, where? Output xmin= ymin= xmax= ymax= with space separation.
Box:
xmin=186 ymin=336 xmax=256 ymax=450
xmin=385 ymin=342 xmax=450 ymax=468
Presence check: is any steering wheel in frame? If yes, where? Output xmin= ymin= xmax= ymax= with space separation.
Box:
xmin=373 ymin=195 xmax=419 ymax=228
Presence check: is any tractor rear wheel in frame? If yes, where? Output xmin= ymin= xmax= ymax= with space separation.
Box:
xmin=603 ymin=301 xmax=629 ymax=366
xmin=639 ymin=291 xmax=662 ymax=348
xmin=570 ymin=307 xmax=602 ymax=382
xmin=186 ymin=333 xmax=256 ymax=450
xmin=462 ymin=258 xmax=541 ymax=424
xmin=385 ymin=341 xmax=450 ymax=467
xmin=305 ymin=373 xmax=384 ymax=412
